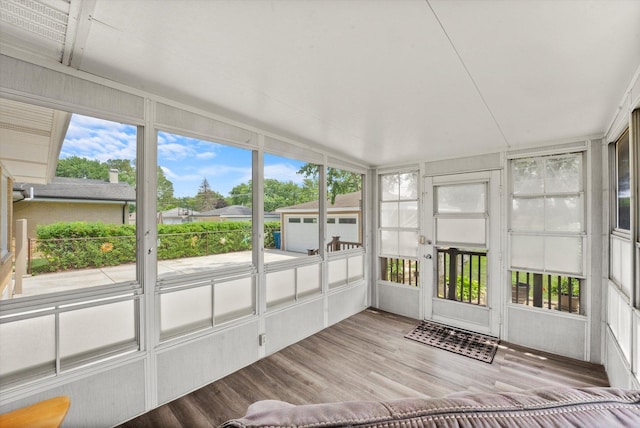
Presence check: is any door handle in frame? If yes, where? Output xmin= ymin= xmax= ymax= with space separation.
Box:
xmin=424 ymin=254 xmax=432 ymax=259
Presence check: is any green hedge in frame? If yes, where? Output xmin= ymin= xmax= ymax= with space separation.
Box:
xmin=34 ymin=221 xmax=281 ymax=274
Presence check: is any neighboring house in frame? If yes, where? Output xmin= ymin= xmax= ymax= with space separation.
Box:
xmin=192 ymin=205 xmax=280 ymax=223
xmin=13 ymin=176 xmax=136 ymax=239
xmin=157 ymin=207 xmax=200 ymax=224
xmin=276 ymin=191 xmax=362 ymax=253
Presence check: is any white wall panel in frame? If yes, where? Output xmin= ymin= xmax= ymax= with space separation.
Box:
xmin=376 ymin=283 xmax=420 ymax=319
xmin=156 ymin=321 xmax=259 ymax=404
xmin=265 ymin=298 xmax=324 ymax=355
xmin=0 ymin=359 xmax=146 ymax=427
xmin=328 ymin=283 xmax=367 ymax=326
xmin=506 ymin=306 xmax=586 ymax=360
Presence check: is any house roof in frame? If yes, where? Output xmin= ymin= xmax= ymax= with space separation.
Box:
xmin=14 ymin=177 xmax=136 ymax=202
xmin=276 ymin=191 xmax=362 ymax=212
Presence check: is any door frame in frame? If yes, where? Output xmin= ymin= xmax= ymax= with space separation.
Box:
xmin=422 ymin=170 xmax=502 ymax=337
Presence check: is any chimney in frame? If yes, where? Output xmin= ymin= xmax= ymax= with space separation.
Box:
xmin=109 ymin=169 xmax=119 ymax=184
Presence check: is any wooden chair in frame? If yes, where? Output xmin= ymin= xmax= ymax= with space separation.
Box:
xmin=0 ymin=396 xmax=70 ymax=428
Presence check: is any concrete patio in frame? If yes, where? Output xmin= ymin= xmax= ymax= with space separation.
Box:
xmin=11 ymin=249 xmax=306 ymax=297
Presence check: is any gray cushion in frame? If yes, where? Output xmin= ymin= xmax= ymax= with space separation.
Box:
xmin=221 ymin=387 xmax=640 ymax=427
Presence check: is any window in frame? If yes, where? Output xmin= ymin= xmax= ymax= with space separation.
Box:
xmin=156 ymin=131 xmax=256 ymax=338
xmin=616 ymin=130 xmax=630 ymax=231
xmin=1 ymin=101 xmax=141 ymax=387
xmin=0 ymin=173 xmax=7 ymax=258
xmin=325 ymin=167 xmax=363 ymax=254
xmin=18 ymin=113 xmax=138 ymax=294
xmin=509 ymin=152 xmax=585 ymax=313
xmin=263 ymin=153 xmax=321 ymax=308
xmin=379 ymin=171 xmax=419 ymax=286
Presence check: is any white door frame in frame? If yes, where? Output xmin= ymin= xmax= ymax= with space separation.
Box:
xmin=422 ymin=170 xmax=502 ymax=337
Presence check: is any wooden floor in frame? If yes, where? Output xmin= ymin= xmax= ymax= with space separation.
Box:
xmin=118 ymin=309 xmax=609 ymax=427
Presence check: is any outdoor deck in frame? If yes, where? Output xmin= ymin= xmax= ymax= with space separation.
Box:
xmin=117 ymin=308 xmax=609 ymax=427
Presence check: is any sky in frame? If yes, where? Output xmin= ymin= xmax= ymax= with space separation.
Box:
xmin=60 ymin=114 xmax=307 ymax=197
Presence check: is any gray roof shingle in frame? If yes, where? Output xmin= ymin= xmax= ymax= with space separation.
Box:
xmin=14 ymin=177 xmax=136 ymax=202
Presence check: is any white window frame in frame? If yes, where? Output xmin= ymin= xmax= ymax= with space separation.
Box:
xmin=508 ymin=151 xmax=586 ymax=278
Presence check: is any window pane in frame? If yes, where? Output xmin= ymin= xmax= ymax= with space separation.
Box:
xmin=545 ymin=196 xmax=583 ymax=232
xmin=512 ymin=158 xmax=544 ymax=194
xmin=12 ymin=112 xmax=137 ymax=297
xmin=214 ymin=277 xmax=254 ymax=324
xmin=436 ymin=183 xmax=485 ymax=214
xmin=511 ymin=234 xmax=544 ymax=271
xmin=398 ymin=201 xmax=418 ymax=227
xmin=60 ymin=300 xmax=136 ymax=367
xmin=328 ymin=258 xmax=347 ymax=288
xmin=544 ymin=236 xmax=583 ymax=275
xmin=157 ymin=132 xmax=253 ymax=278
xmin=436 ymin=218 xmax=486 ymax=246
xmin=266 ymin=154 xmax=319 ymax=256
xmin=380 ymin=202 xmax=398 ymax=228
xmin=511 ymin=198 xmax=544 ymax=231
xmin=297 ymin=264 xmax=320 ymax=296
xmin=617 ymin=132 xmax=630 ymax=230
xmin=381 ymin=174 xmax=399 ymax=201
xmin=325 ymin=167 xmax=363 ymax=253
xmin=266 ymin=270 xmax=295 ymax=307
xmin=399 ymin=172 xmax=418 ymax=200
xmin=0 ymin=315 xmax=55 ymax=381
xmin=398 ymin=230 xmax=419 ymax=257
xmin=161 ymin=286 xmax=212 ymax=337
xmin=546 ymin=156 xmax=581 ymax=193
xmin=380 ymin=230 xmax=398 ymax=255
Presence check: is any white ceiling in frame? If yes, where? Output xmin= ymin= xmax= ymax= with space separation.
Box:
xmin=2 ymin=0 xmax=640 ymax=167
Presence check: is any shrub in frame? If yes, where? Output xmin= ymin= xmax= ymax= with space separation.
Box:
xmin=34 ymin=221 xmax=282 ymax=273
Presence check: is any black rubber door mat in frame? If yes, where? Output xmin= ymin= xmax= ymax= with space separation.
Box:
xmin=405 ymin=320 xmax=499 ymax=364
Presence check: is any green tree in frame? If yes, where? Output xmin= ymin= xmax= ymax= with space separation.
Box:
xmin=156 ymin=167 xmax=175 ymax=211
xmin=56 ymin=156 xmax=108 ymax=180
xmin=194 ymin=178 xmax=226 ymax=212
xmin=228 ymin=181 xmax=252 ymax=207
xmin=297 ymin=164 xmax=362 ymax=203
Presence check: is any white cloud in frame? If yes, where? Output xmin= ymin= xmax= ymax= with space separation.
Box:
xmin=160 ymin=166 xmax=200 ymax=182
xmin=61 ymin=114 xmax=137 ymax=161
xmin=264 ymin=162 xmax=305 ymax=184
xmin=196 ymin=151 xmax=217 ymax=160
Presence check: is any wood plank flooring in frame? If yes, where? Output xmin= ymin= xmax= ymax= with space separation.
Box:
xmin=118 ymin=309 xmax=609 ymax=427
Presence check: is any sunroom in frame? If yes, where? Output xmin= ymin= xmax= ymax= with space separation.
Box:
xmin=0 ymin=1 xmax=639 ymax=426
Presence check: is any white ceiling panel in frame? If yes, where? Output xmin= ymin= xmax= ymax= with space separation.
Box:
xmin=2 ymin=0 xmax=639 ymax=167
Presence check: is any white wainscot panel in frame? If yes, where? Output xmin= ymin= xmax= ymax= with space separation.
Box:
xmin=328 ymin=283 xmax=367 ymax=326
xmin=376 ymin=283 xmax=420 ymax=319
xmin=265 ymin=298 xmax=324 ymax=355
xmin=506 ymin=306 xmax=586 ymax=360
xmin=156 ymin=320 xmax=259 ymax=404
